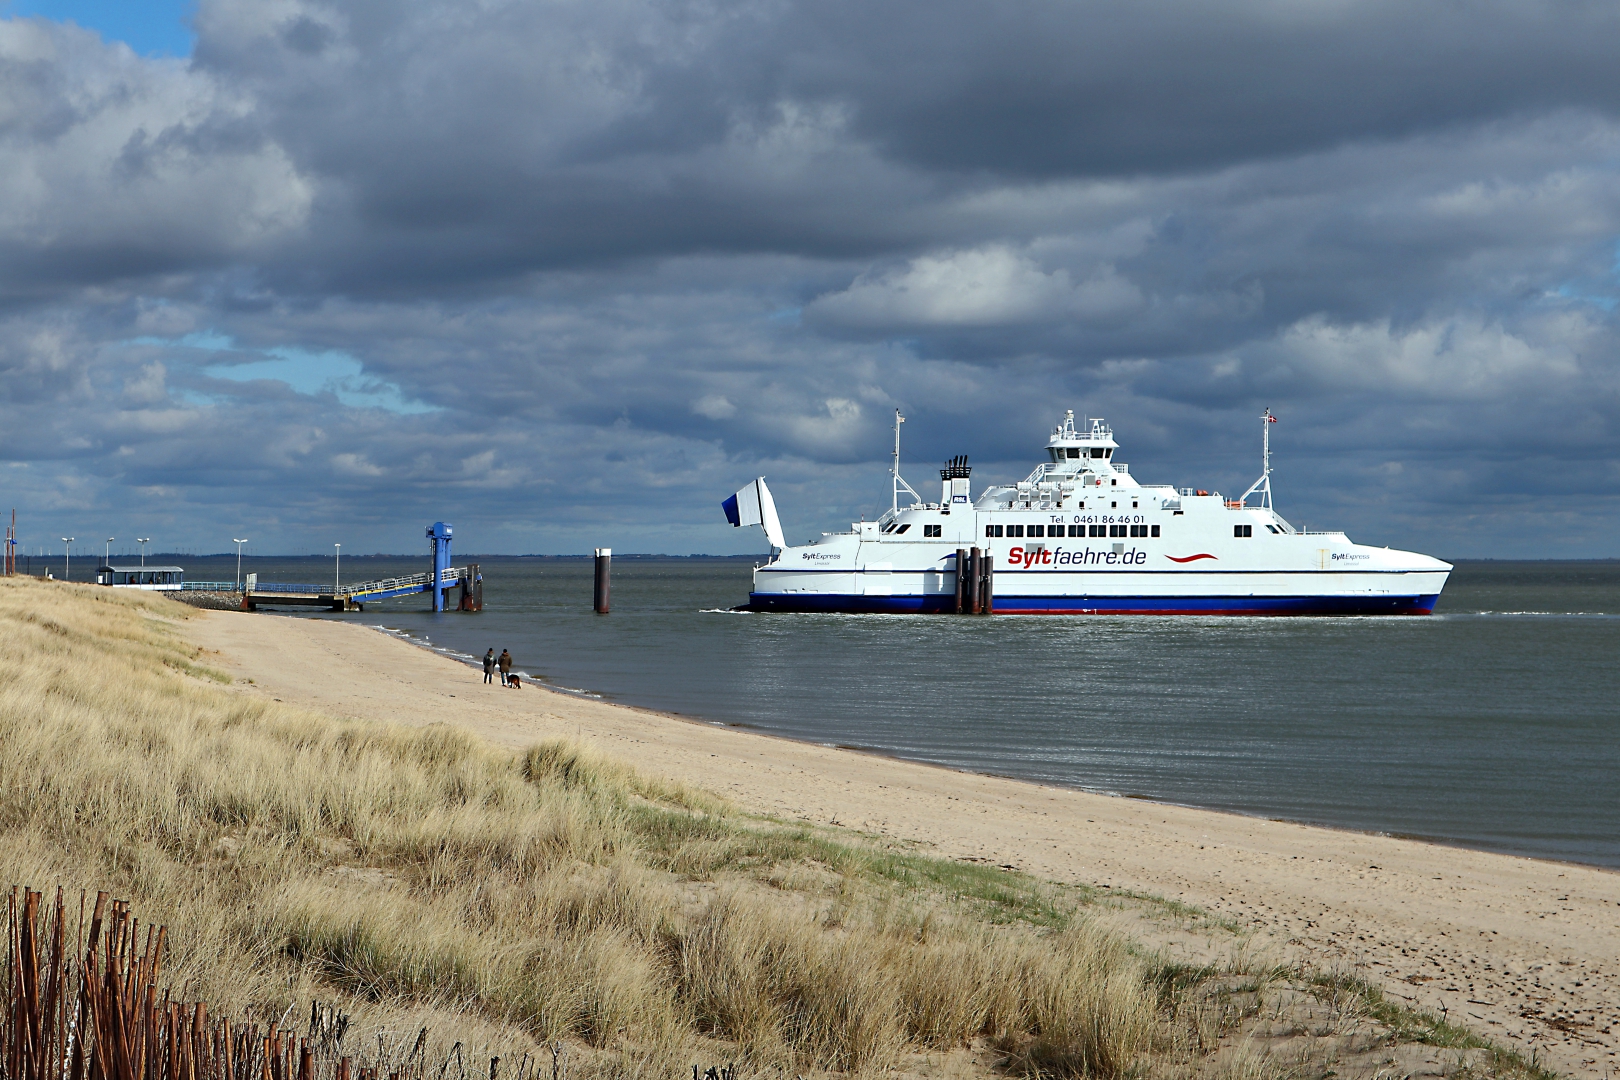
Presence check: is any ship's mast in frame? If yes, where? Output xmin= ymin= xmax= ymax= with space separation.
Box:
xmin=891 ymin=408 xmax=921 ymax=513
xmin=1240 ymin=408 xmax=1276 ymax=510
xmin=892 ymin=409 xmax=903 ymax=513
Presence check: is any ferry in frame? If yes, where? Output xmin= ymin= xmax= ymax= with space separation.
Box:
xmin=722 ymin=410 xmax=1451 ymax=614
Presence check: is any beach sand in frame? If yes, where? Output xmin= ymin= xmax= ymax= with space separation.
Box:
xmin=187 ymin=609 xmax=1618 ymax=1077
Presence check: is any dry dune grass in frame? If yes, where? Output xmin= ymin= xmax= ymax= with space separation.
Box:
xmin=0 ymin=576 xmax=1165 ymax=1077
xmin=0 ymin=577 xmax=1559 ymax=1080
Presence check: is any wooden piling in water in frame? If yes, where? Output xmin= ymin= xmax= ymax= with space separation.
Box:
xmin=458 ymin=564 xmax=483 ymax=611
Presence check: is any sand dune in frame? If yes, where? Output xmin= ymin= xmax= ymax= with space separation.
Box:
xmin=188 ymin=609 xmax=1619 ymax=1078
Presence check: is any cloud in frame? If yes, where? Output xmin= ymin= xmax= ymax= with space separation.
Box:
xmin=808 ymin=247 xmax=1144 ymax=330
xmin=0 ymin=18 xmax=311 ymax=298
xmin=1257 ymin=314 xmax=1587 ymax=400
xmin=1 ymin=0 xmax=1620 ymax=558
xmin=691 ymin=394 xmax=737 ymax=419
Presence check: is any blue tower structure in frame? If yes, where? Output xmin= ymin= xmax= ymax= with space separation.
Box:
xmin=427 ymin=521 xmax=453 ymax=611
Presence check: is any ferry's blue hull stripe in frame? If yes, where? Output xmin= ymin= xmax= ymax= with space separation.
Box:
xmin=745 ymin=593 xmax=1442 ymax=615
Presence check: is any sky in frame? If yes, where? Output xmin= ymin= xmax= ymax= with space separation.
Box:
xmin=2 ymin=1 xmax=1620 ymax=559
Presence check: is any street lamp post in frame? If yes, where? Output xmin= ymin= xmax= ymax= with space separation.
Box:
xmin=334 ymin=543 xmax=341 ymax=594
xmin=233 ymin=539 xmax=248 ymax=590
xmin=60 ymin=537 xmax=74 ymax=581
xmin=105 ymin=537 xmax=115 ymax=565
xmin=137 ymin=538 xmax=150 ymax=567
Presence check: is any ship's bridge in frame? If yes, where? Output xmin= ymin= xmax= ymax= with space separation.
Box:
xmin=971 ymin=408 xmax=1141 ymax=510
xmin=1044 ymin=410 xmax=1120 ymax=475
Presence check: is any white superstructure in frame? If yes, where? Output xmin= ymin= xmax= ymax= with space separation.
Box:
xmin=724 ymin=410 xmax=1451 ymax=615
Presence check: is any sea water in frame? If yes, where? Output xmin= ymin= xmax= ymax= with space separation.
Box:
xmin=168 ymin=555 xmax=1620 ymax=868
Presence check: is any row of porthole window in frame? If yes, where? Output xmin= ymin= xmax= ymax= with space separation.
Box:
xmin=987 ymin=524 xmax=1160 ymax=538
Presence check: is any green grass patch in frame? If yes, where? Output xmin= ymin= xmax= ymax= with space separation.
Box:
xmin=624 ymin=801 xmax=1080 ymax=926
xmin=1305 ymin=971 xmax=1563 ymax=1080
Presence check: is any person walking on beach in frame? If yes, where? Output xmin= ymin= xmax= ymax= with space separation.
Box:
xmin=483 ymin=648 xmax=496 ymax=684
xmin=497 ymin=648 xmax=512 ymax=686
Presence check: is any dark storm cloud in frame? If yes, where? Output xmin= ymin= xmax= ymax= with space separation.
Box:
xmin=176 ymin=0 xmax=1620 ymax=284
xmin=2 ymin=0 xmax=1620 ymax=558
xmin=769 ymin=0 xmax=1620 ymax=176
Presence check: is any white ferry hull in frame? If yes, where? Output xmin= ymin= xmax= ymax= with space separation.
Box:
xmin=747 ymin=567 xmax=1447 ymax=615
xmin=725 ymin=409 xmax=1454 ymax=616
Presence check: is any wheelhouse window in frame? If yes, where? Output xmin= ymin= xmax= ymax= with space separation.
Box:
xmin=923 ymin=524 xmax=941 ymax=537
xmin=1090 ymin=448 xmax=1105 ymax=458
xmin=894 ymin=523 xmax=911 ymax=534
xmin=1234 ymin=524 xmax=1253 ymax=537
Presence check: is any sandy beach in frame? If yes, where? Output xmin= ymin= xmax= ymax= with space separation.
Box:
xmin=187 ymin=609 xmax=1618 ymax=1077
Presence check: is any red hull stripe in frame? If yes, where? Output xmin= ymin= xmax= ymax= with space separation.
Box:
xmin=1164 ymin=553 xmax=1218 ymax=563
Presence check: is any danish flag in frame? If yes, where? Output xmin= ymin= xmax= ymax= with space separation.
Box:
xmin=1264 ymin=411 xmax=1278 ymax=423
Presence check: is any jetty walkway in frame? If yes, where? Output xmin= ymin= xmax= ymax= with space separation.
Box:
xmin=181 ymin=565 xmax=482 ymax=612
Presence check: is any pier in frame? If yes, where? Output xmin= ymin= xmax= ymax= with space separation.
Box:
xmin=233 ymin=521 xmax=482 ymax=612
xmin=238 ymin=564 xmax=483 ymax=611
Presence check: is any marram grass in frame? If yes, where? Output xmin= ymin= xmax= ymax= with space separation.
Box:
xmin=0 ymin=575 xmax=1161 ymax=1077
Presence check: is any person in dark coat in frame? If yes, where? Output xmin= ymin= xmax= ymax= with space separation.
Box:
xmin=483 ymin=648 xmax=496 ymax=684
xmin=497 ymin=649 xmax=512 ymax=686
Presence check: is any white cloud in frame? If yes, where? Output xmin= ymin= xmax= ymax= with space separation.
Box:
xmin=691 ymin=394 xmax=737 ymax=419
xmin=807 ymin=246 xmax=1143 ymax=330
xmin=1263 ymin=314 xmax=1587 ymax=400
xmin=0 ymin=20 xmax=311 ymax=269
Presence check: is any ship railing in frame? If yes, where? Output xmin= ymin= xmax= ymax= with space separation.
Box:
xmin=1113 ymin=462 xmax=1128 ymax=473
xmin=1298 ymin=530 xmax=1347 ymax=537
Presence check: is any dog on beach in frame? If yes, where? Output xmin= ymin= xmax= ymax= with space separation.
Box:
xmin=507 ymin=673 xmax=522 ymax=689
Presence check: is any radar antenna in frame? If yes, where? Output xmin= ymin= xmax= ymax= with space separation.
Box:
xmin=891 ymin=408 xmax=922 ymax=513
xmin=1239 ymin=409 xmax=1278 ymax=510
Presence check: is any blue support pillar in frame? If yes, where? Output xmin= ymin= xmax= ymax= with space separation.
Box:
xmin=427 ymin=521 xmax=453 ymax=611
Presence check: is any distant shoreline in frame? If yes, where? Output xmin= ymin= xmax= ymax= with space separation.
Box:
xmin=37 ymin=553 xmax=1620 ymax=562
